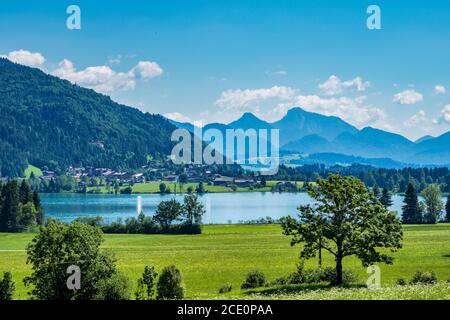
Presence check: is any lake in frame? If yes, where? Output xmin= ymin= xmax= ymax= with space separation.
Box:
xmin=40 ymin=192 xmax=411 ymax=224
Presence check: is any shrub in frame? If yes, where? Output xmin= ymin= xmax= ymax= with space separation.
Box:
xmin=0 ymin=272 xmax=15 ymax=300
xmin=135 ymin=266 xmax=158 ymax=300
xmin=331 ymin=270 xmax=358 ymax=286
xmin=241 ymin=270 xmax=266 ymax=289
xmin=410 ymin=271 xmax=438 ymax=285
xmin=94 ymin=271 xmax=131 ymax=300
xmin=156 ymin=265 xmax=184 ymax=300
xmin=74 ymin=216 xmax=104 ymax=227
xmin=169 ymin=223 xmax=202 ymax=234
xmin=396 ymin=278 xmax=407 ymax=286
xmin=120 ymin=186 xmax=133 ymax=194
xmin=24 ymin=220 xmax=121 ymax=300
xmin=218 ymin=284 xmax=232 ymax=294
xmin=271 ymin=267 xmax=358 ymax=286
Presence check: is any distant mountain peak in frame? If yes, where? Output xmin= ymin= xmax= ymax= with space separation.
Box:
xmin=237 ymin=112 xmax=262 ymax=121
xmin=228 ymin=112 xmax=272 ymax=129
xmin=415 ymin=135 xmax=434 ymax=143
xmin=286 ymin=107 xmax=306 ymax=115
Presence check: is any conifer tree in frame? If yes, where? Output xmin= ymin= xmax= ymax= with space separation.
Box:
xmin=380 ymin=188 xmax=393 ymax=208
xmin=402 ymin=183 xmax=422 ymax=224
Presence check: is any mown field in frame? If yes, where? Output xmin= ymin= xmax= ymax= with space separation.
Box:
xmin=1 ymin=224 xmax=450 ymax=300
xmin=87 ymin=180 xmax=291 ymax=194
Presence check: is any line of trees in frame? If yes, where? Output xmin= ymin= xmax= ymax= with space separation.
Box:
xmin=271 ymin=164 xmax=450 ymax=193
xmin=0 ymin=180 xmax=44 ymax=232
xmin=1 ymin=220 xmax=185 ymax=300
xmin=78 ymin=194 xmax=206 ymax=235
xmin=281 ymin=174 xmax=403 ymax=285
xmin=402 ymin=183 xmax=449 ymax=224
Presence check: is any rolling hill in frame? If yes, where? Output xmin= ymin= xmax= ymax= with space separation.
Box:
xmin=0 ymin=58 xmax=176 ymax=177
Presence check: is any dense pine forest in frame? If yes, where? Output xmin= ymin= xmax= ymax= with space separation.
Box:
xmin=0 ymin=59 xmax=176 ymax=178
xmin=0 ymin=180 xmax=43 ymax=232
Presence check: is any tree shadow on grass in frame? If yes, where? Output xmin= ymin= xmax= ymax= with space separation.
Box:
xmin=244 ymin=283 xmax=365 ymax=296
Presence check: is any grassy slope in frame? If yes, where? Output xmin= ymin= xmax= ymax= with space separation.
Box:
xmin=23 ymin=165 xmax=43 ymax=178
xmin=1 ymin=224 xmax=450 ymax=300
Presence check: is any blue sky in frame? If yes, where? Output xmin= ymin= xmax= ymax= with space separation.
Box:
xmin=2 ymin=0 xmax=450 ymax=140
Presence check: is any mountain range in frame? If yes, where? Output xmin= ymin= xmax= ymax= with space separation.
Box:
xmin=171 ymin=108 xmax=450 ymax=167
xmin=2 ymin=57 xmax=449 ymax=177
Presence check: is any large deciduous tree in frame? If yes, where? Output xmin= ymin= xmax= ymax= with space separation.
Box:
xmin=154 ymin=199 xmax=182 ymax=231
xmin=421 ymin=184 xmax=444 ymax=224
xmin=281 ymin=174 xmax=403 ymax=285
xmin=182 ymin=194 xmax=205 ymax=225
xmin=24 ymin=220 xmax=129 ymax=300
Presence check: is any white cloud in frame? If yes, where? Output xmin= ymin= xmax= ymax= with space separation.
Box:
xmin=404 ymin=110 xmax=430 ymax=128
xmin=1 ymin=49 xmax=163 ymax=94
xmin=273 ymin=70 xmax=287 ymax=76
xmin=215 ymin=86 xmax=297 ymax=109
xmin=130 ymin=61 xmax=163 ymax=80
xmin=318 ymin=75 xmax=370 ymax=96
xmin=1 ymin=49 xmax=46 ymax=68
xmin=52 ymin=59 xmax=163 ymax=94
xmin=164 ymin=112 xmax=193 ymax=123
xmin=439 ymin=105 xmax=450 ymax=124
xmin=393 ymin=89 xmax=423 ymax=105
xmin=272 ymin=95 xmax=386 ymax=128
xmin=213 ymin=81 xmax=387 ymax=128
xmin=107 ymin=55 xmax=122 ymax=65
xmin=434 ymin=85 xmax=446 ymax=94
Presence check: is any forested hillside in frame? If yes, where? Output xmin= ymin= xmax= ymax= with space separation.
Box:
xmin=0 ymin=59 xmax=175 ymax=177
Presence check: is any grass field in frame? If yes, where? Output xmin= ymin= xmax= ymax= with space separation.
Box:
xmin=88 ymin=181 xmax=285 ymax=194
xmin=1 ymin=224 xmax=450 ymax=300
xmin=23 ymin=165 xmax=43 ymax=178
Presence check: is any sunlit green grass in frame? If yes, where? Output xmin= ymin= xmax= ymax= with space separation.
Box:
xmin=87 ymin=180 xmax=293 ymax=194
xmin=24 ymin=164 xmax=43 ymax=178
xmin=132 ymin=182 xmax=272 ymax=194
xmin=226 ymin=282 xmax=450 ymax=300
xmin=1 ymin=224 xmax=450 ymax=300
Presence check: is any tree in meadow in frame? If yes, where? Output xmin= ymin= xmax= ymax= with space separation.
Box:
xmin=24 ymin=220 xmax=129 ymax=300
xmin=153 ymin=199 xmax=182 ymax=231
xmin=182 ymin=193 xmax=205 ymax=225
xmin=0 ymin=272 xmax=15 ymax=300
xmin=135 ymin=266 xmax=158 ymax=300
xmin=281 ymin=174 xmax=403 ymax=285
xmin=402 ymin=183 xmax=423 ymax=224
xmin=421 ymin=184 xmax=444 ymax=224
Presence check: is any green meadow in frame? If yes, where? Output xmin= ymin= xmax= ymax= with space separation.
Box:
xmin=23 ymin=165 xmax=43 ymax=178
xmin=88 ymin=180 xmax=285 ymax=194
xmin=1 ymin=223 xmax=450 ymax=300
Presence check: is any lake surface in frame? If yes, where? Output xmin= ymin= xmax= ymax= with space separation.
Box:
xmin=40 ymin=192 xmax=411 ymax=224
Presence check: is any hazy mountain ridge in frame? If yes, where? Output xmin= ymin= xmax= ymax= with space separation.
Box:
xmin=170 ymin=108 xmax=450 ymax=167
